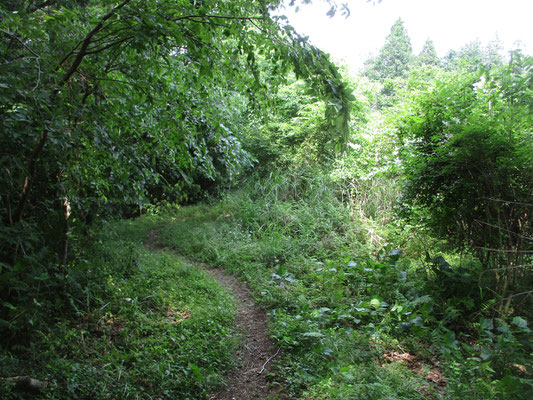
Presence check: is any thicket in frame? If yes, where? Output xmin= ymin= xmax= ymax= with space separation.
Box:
xmin=398 ymin=52 xmax=533 ymax=316
xmin=1 ymin=4 xmax=531 ymax=399
xmin=0 ymin=0 xmax=354 ymax=346
xmin=156 ymin=168 xmax=531 ymax=399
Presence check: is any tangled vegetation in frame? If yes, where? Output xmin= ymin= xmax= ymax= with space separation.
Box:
xmin=1 ymin=2 xmax=531 ymax=399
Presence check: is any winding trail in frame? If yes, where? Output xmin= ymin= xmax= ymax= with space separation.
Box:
xmin=145 ymin=229 xmax=281 ymax=400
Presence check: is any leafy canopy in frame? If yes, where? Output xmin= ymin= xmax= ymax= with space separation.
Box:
xmin=0 ymin=0 xmax=356 ymax=265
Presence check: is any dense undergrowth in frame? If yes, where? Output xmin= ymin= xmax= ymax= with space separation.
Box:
xmin=0 ymin=217 xmax=237 ymax=399
xmin=155 ymin=170 xmax=532 ymax=399
xmin=1 ymin=169 xmax=531 ymax=399
xmin=2 ymin=4 xmax=531 ymax=398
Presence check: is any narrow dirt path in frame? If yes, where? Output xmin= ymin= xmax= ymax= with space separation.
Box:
xmin=145 ymin=229 xmax=281 ymax=400
xmin=205 ymin=265 xmax=280 ymax=400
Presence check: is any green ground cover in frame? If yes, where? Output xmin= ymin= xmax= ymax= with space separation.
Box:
xmin=1 ymin=217 xmax=236 ymax=399
xmin=2 ymin=170 xmax=530 ymax=399
xmin=156 ymin=171 xmax=531 ymax=400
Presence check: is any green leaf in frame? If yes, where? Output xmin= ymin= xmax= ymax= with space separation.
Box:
xmin=302 ymin=331 xmax=323 ymax=338
xmin=511 ymin=316 xmax=530 ymax=332
xmin=480 ymin=317 xmax=493 ymax=331
xmin=370 ymin=298 xmax=381 ymax=310
xmin=2 ymin=301 xmax=16 ymax=310
xmin=35 ymin=272 xmax=50 ymax=281
xmin=496 ymin=375 xmax=521 ymax=394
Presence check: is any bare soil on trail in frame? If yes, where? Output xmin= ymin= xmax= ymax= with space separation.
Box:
xmin=145 ymin=230 xmax=282 ymax=400
xmin=205 ymin=266 xmax=281 ymax=400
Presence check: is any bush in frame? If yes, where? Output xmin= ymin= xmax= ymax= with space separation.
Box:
xmin=398 ymin=53 xmax=533 ymax=313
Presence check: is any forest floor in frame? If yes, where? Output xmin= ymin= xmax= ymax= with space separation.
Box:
xmin=2 ymin=193 xmax=528 ymax=400
xmin=146 ymin=228 xmax=282 ymax=400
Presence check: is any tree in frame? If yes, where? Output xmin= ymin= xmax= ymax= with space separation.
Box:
xmin=442 ymin=39 xmax=504 ymax=71
xmin=484 ymin=37 xmax=505 ymax=68
xmin=364 ymin=18 xmax=413 ymax=80
xmin=0 ymin=0 xmax=354 ymax=242
xmin=417 ymin=38 xmax=439 ymax=67
xmin=241 ymin=71 xmax=362 ymax=170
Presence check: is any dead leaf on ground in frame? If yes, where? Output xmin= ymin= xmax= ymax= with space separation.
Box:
xmin=165 ymin=307 xmax=191 ymax=324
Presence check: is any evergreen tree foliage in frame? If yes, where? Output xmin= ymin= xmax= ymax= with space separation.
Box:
xmin=484 ymin=37 xmax=505 ymax=68
xmin=417 ymin=38 xmax=439 ymax=66
xmin=364 ymin=18 xmax=413 ymax=80
xmin=442 ymin=39 xmax=504 ymax=71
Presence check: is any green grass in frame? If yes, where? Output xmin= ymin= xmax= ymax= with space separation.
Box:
xmin=154 ymin=172 xmax=438 ymax=399
xmin=0 ymin=216 xmax=237 ymax=399
xmin=2 ymin=170 xmax=529 ymax=399
xmin=155 ymin=170 xmax=531 ymax=400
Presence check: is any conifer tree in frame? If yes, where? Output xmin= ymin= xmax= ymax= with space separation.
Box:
xmin=364 ymin=18 xmax=413 ymax=80
xmin=417 ymin=39 xmax=439 ymax=66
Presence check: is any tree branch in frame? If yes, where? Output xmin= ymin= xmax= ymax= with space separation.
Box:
xmin=475 ymin=247 xmax=533 ymax=253
xmin=181 ymin=16 xmax=231 ymax=29
xmin=0 ymin=29 xmax=41 ymax=58
xmin=90 ymin=25 xmax=133 ymax=46
xmin=473 ymin=219 xmax=533 ymax=242
xmin=174 ymin=14 xmax=265 ymax=22
xmin=57 ymin=39 xmax=84 ymax=69
xmin=27 ymin=0 xmax=57 ymax=14
xmin=13 ymin=0 xmax=132 ymax=224
xmin=0 ymin=29 xmax=42 ymax=91
xmin=59 ymin=0 xmax=132 ymax=87
xmin=85 ymin=35 xmax=134 ymax=55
